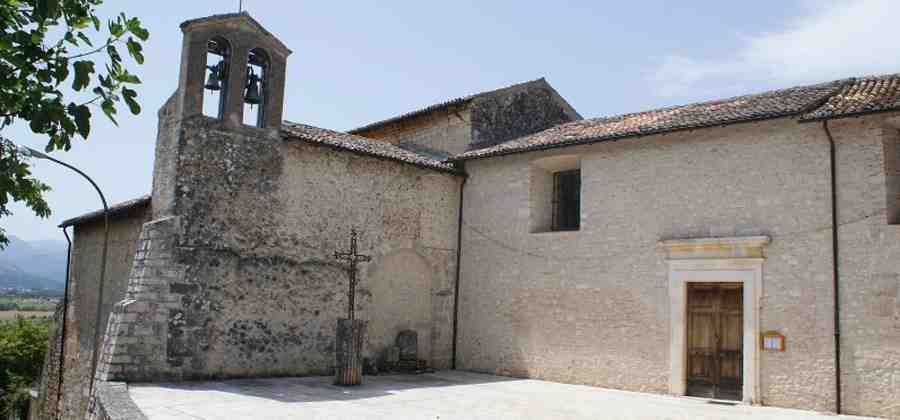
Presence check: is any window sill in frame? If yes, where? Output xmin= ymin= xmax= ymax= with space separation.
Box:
xmin=531 ymin=229 xmax=580 ymax=235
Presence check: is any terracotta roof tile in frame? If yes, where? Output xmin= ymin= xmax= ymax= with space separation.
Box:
xmin=282 ymin=122 xmax=458 ymax=173
xmin=801 ymin=74 xmax=900 ymax=121
xmin=452 ymin=80 xmax=846 ymax=161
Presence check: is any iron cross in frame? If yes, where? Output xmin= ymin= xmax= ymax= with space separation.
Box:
xmin=334 ymin=229 xmax=371 ymax=321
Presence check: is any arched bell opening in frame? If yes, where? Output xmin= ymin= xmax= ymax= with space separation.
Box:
xmin=243 ymin=48 xmax=269 ymax=127
xmin=202 ymin=37 xmax=231 ymax=119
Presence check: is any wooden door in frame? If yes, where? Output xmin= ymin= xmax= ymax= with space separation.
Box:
xmin=686 ymin=283 xmax=743 ymax=400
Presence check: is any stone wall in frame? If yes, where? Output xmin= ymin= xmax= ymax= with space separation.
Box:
xmin=352 ymin=105 xmax=473 ymax=157
xmin=469 ymin=80 xmax=580 ymax=150
xmin=828 ymin=116 xmax=900 ymax=418
xmin=95 ymin=216 xmax=185 ymax=383
xmin=351 ymin=79 xmax=581 ymax=157
xmin=457 ymin=116 xmax=899 ymax=417
xmin=97 ymin=115 xmax=462 ymax=383
xmin=882 ymin=128 xmax=900 ymax=224
xmin=56 ymin=204 xmax=150 ymax=419
xmin=89 ymin=382 xmax=148 ymax=420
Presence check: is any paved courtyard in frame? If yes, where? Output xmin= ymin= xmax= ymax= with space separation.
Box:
xmin=130 ymin=371 xmax=878 ymax=420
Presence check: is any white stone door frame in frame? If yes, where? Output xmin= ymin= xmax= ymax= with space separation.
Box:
xmin=658 ymin=236 xmax=770 ymax=404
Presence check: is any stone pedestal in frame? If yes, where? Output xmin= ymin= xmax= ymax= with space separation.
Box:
xmin=335 ymin=319 xmax=366 ymax=386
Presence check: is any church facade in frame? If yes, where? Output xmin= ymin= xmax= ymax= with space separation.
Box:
xmin=33 ymin=13 xmax=900 ymax=419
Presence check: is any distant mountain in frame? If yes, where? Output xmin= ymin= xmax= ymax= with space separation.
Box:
xmin=0 ymin=235 xmax=66 ymax=291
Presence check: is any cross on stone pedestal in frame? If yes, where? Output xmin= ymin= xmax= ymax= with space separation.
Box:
xmin=333 ymin=228 xmax=371 ymax=386
xmin=333 ymin=228 xmax=371 ymax=321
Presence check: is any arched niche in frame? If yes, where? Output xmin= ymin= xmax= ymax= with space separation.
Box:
xmin=242 ymin=47 xmax=270 ymax=127
xmin=202 ymin=36 xmax=231 ymax=119
xmin=365 ymin=250 xmax=435 ymax=363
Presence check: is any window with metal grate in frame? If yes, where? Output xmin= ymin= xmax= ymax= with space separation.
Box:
xmin=551 ymin=169 xmax=580 ymax=231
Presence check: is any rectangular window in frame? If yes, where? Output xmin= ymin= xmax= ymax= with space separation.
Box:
xmin=551 ymin=169 xmax=580 ymax=231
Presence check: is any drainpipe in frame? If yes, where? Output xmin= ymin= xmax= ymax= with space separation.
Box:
xmin=823 ymin=120 xmax=842 ymax=414
xmin=451 ymin=168 xmax=467 ymax=370
xmin=57 ymin=226 xmax=73 ymax=415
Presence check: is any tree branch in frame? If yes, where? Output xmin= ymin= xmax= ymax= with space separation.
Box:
xmin=66 ymin=35 xmax=125 ymax=60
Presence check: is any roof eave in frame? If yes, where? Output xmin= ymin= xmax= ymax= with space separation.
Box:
xmin=58 ymin=195 xmax=151 ymax=228
xmin=281 ymin=134 xmax=463 ymax=176
xmin=347 ymin=98 xmax=473 ymax=135
xmin=451 ymin=113 xmax=802 ymax=162
xmin=799 ymin=106 xmax=900 ymax=123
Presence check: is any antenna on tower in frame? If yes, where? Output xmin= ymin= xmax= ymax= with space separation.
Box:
xmin=238 ymin=0 xmax=243 ymax=12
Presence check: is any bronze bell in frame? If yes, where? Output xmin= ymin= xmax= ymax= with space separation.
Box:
xmin=244 ymin=70 xmax=262 ymax=105
xmin=204 ymin=61 xmax=224 ymax=91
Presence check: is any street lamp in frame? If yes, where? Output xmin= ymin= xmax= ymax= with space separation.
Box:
xmin=15 ymin=145 xmax=109 ymax=403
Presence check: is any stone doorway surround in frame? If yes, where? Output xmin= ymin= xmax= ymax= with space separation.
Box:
xmin=658 ymin=236 xmax=770 ymax=404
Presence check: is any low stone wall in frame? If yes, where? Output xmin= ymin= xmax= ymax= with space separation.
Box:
xmin=89 ymin=382 xmax=147 ymax=420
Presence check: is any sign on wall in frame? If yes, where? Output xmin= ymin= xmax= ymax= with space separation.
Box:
xmin=761 ymin=331 xmax=785 ymax=352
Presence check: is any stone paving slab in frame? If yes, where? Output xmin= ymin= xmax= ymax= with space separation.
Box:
xmin=129 ymin=371 xmax=880 ymax=420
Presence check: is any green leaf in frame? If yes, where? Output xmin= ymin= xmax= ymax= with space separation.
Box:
xmin=127 ymin=18 xmax=150 ymax=41
xmin=35 ymin=0 xmax=59 ymax=20
xmin=108 ymin=19 xmax=124 ymax=37
xmin=71 ymin=60 xmax=94 ymax=91
xmin=122 ymin=88 xmax=141 ymax=115
xmin=101 ymin=99 xmax=118 ymax=126
xmin=76 ymin=32 xmax=93 ymax=47
xmin=70 ymin=104 xmax=91 ymax=138
xmin=54 ymin=58 xmax=69 ymax=81
xmin=72 ymin=16 xmax=91 ymax=29
xmin=44 ymin=0 xmax=59 ymax=18
xmin=126 ymin=37 xmax=144 ymax=64
xmin=64 ymin=31 xmax=77 ymax=46
xmin=91 ymin=15 xmax=101 ymax=31
xmin=117 ymin=69 xmax=141 ymax=84
xmin=106 ymin=44 xmax=121 ymax=63
xmin=29 ymin=110 xmax=48 ymax=133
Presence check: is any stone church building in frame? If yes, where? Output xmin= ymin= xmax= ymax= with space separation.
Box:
xmin=31 ymin=13 xmax=900 ymax=419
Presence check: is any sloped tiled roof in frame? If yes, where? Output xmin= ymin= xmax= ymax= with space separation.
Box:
xmin=801 ymin=74 xmax=900 ymax=121
xmin=59 ymin=195 xmax=151 ymax=228
xmin=348 ymin=78 xmax=551 ymax=134
xmin=282 ymin=122 xmax=458 ymax=173
xmin=452 ymin=80 xmax=847 ymax=161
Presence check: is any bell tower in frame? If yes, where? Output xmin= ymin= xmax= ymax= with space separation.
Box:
xmin=176 ymin=12 xmax=291 ymax=131
xmin=151 ymin=13 xmax=292 ymax=219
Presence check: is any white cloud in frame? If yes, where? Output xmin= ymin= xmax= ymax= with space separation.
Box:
xmin=652 ymin=0 xmax=900 ymax=97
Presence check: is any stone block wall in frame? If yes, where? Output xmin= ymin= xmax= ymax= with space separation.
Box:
xmin=89 ymin=382 xmax=148 ymax=420
xmin=457 ymin=117 xmax=852 ymax=412
xmin=352 ymin=105 xmax=474 ymax=157
xmin=828 ymin=117 xmax=900 ymax=418
xmin=469 ymin=80 xmax=580 ymax=150
xmin=351 ymin=79 xmax=581 ymax=157
xmin=882 ymin=128 xmax=900 ymax=224
xmin=95 ymin=216 xmax=185 ymax=383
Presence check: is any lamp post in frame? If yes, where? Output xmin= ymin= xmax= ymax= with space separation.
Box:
xmin=16 ymin=145 xmax=109 ymax=403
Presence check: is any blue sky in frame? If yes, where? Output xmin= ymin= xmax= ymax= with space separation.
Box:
xmin=7 ymin=0 xmax=900 ymax=241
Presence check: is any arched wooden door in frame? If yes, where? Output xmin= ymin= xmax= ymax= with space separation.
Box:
xmin=686 ymin=283 xmax=743 ymax=401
